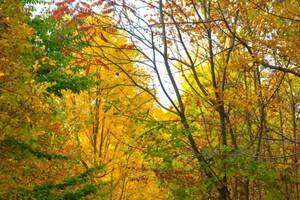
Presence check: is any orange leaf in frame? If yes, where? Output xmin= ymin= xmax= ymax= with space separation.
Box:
xmin=75 ymin=12 xmax=89 ymax=20
xmin=52 ymin=5 xmax=69 ymax=19
xmin=94 ymin=59 xmax=103 ymax=65
xmin=104 ymin=26 xmax=117 ymax=33
xmin=85 ymin=64 xmax=91 ymax=76
xmin=78 ymin=25 xmax=94 ymax=31
xmin=50 ymin=122 xmax=61 ymax=132
xmin=126 ymin=44 xmax=135 ymax=49
xmin=120 ymin=44 xmax=135 ymax=49
xmin=102 ymin=63 xmax=109 ymax=70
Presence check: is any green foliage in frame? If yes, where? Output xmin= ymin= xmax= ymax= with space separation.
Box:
xmin=21 ymin=0 xmax=42 ymax=4
xmin=172 ymin=187 xmax=195 ymax=200
xmin=264 ymin=191 xmax=284 ymax=200
xmin=59 ymin=183 xmax=107 ymax=200
xmin=1 ymin=138 xmax=68 ymax=160
xmin=13 ymin=165 xmax=108 ymax=200
xmin=30 ymin=16 xmax=95 ymax=96
xmin=38 ymin=73 xmax=94 ymax=97
xmin=104 ymin=99 xmax=120 ymax=113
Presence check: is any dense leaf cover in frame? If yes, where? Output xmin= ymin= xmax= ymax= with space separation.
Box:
xmin=0 ymin=0 xmax=299 ymax=199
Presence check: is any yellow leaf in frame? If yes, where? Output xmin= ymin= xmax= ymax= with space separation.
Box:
xmin=40 ymin=45 xmax=46 ymax=51
xmin=33 ymin=60 xmax=40 ymax=71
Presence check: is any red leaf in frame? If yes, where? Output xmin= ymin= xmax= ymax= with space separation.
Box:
xmin=65 ymin=0 xmax=75 ymax=3
xmin=126 ymin=44 xmax=135 ymax=49
xmin=92 ymin=0 xmax=105 ymax=6
xmin=52 ymin=5 xmax=69 ymax=19
xmin=75 ymin=12 xmax=89 ymax=20
xmin=120 ymin=44 xmax=135 ymax=49
xmin=61 ymin=46 xmax=74 ymax=54
xmin=101 ymin=8 xmax=114 ymax=14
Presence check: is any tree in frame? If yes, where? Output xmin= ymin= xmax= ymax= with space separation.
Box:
xmin=1 ymin=0 xmax=299 ymax=199
xmin=57 ymin=14 xmax=168 ymax=199
xmin=0 ymin=1 xmax=107 ymax=199
xmin=84 ymin=0 xmax=299 ymax=199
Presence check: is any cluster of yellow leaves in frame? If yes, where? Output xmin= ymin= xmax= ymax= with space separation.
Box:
xmin=55 ymin=16 xmax=169 ymax=199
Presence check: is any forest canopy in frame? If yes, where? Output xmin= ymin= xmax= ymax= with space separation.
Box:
xmin=0 ymin=0 xmax=299 ymax=199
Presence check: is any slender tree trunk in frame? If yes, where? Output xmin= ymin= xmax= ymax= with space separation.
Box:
xmin=241 ymin=69 xmax=251 ymax=200
xmin=288 ymin=78 xmax=299 ymax=200
xmin=254 ymin=68 xmax=265 ymax=159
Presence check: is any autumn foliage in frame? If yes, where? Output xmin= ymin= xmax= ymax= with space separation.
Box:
xmin=0 ymin=0 xmax=300 ymax=200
